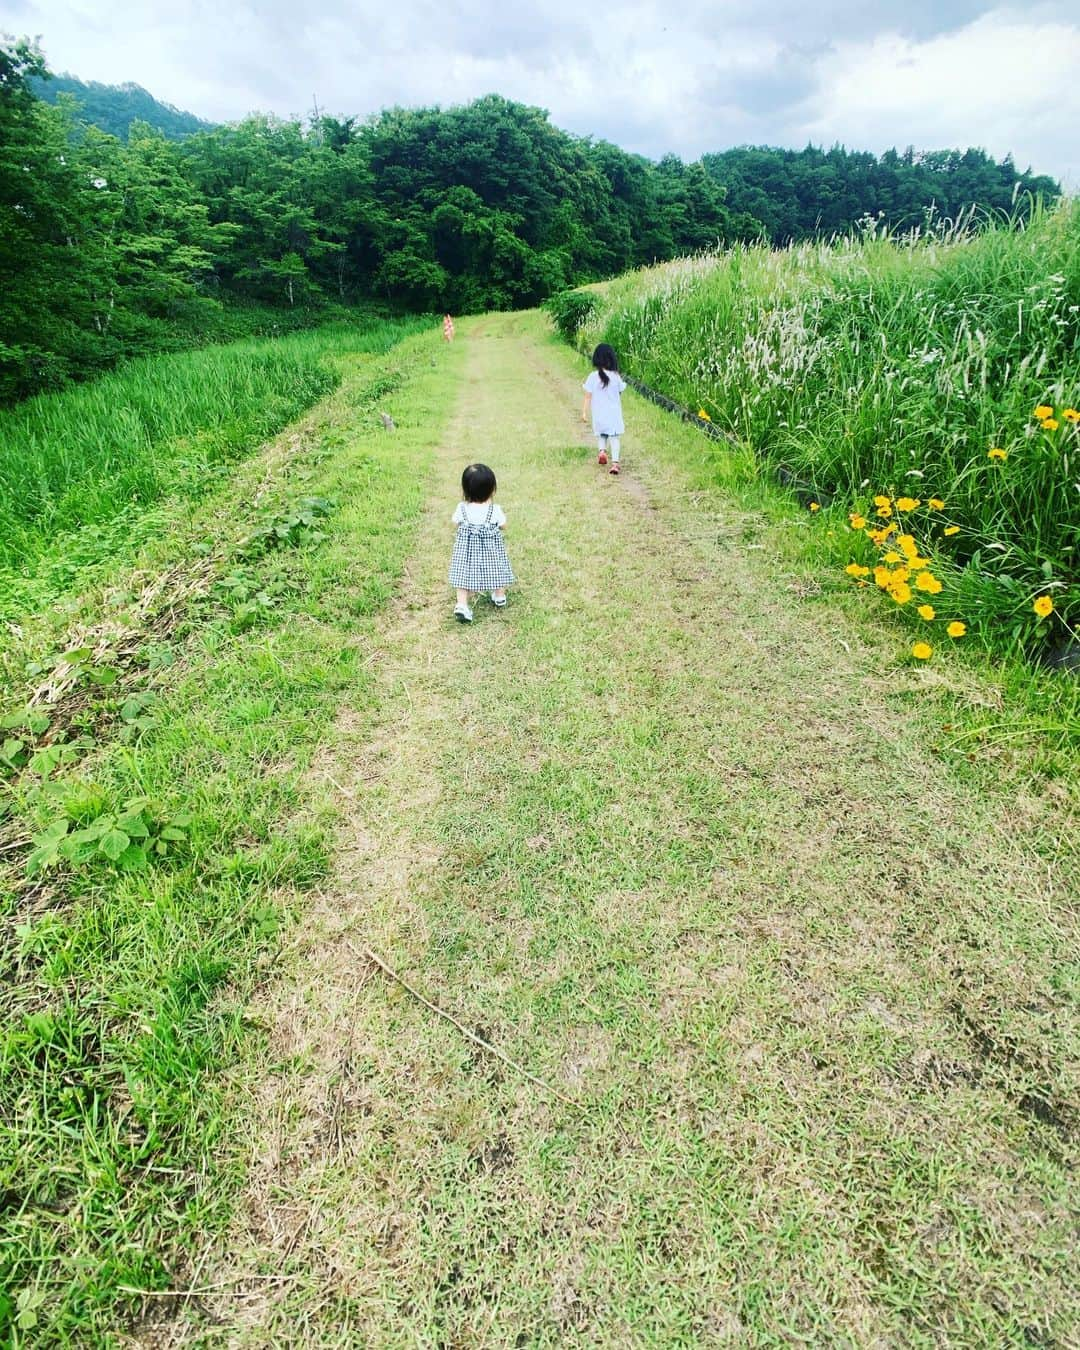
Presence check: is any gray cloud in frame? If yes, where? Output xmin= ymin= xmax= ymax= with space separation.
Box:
xmin=6 ymin=1 xmax=1078 ymax=182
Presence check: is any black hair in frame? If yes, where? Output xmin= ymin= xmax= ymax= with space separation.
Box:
xmin=461 ymin=462 xmax=496 ymax=502
xmin=591 ymin=343 xmax=619 ymax=389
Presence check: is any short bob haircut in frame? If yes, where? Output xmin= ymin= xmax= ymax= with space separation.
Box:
xmin=461 ymin=463 xmax=496 ymax=502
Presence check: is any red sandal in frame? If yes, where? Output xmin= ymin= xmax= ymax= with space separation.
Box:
xmin=609 ymin=462 xmax=621 ymax=475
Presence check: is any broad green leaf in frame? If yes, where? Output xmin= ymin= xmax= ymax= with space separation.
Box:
xmin=34 ymin=818 xmax=71 ymax=844
xmin=68 ymin=817 xmax=112 ymax=845
xmin=28 ymin=745 xmax=71 ymax=776
xmin=85 ymin=665 xmax=119 ymax=687
xmin=26 ymin=843 xmax=62 ymax=876
xmin=1 ymin=737 xmax=26 ymax=763
xmin=98 ymin=829 xmax=131 ymax=861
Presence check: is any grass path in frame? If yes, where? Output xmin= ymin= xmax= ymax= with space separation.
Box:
xmin=164 ymin=312 xmax=1076 ymax=1346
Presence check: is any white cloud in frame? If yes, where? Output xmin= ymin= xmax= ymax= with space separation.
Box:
xmin=796 ymin=11 xmax=1080 ymax=185
xmin=5 ymin=0 xmax=1079 ymax=185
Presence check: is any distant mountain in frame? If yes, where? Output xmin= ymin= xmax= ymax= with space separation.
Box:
xmin=29 ymin=74 xmax=215 ymax=141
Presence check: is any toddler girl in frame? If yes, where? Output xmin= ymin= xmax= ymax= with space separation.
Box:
xmin=449 ymin=463 xmax=515 ymax=623
xmin=582 ymin=343 xmax=628 ymax=475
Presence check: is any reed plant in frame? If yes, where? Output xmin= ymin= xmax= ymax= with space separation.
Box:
xmin=580 ymin=202 xmax=1080 ymax=660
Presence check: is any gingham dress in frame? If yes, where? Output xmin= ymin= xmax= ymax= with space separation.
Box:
xmin=448 ymin=502 xmax=515 ymax=591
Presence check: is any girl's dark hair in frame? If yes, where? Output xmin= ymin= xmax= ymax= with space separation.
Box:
xmin=462 ymin=462 xmax=496 ymax=502
xmin=591 ymin=343 xmax=619 ymax=388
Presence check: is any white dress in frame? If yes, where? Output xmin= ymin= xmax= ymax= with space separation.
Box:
xmin=583 ymin=369 xmax=627 ymax=436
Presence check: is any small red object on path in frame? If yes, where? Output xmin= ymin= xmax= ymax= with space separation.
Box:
xmin=443 ymin=313 xmax=455 ymax=342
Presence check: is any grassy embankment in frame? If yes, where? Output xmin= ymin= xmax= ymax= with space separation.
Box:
xmin=0 ymin=317 xmax=454 ymax=1343
xmin=568 ymin=202 xmax=1079 ymax=679
xmin=0 ymin=317 xmax=427 ymax=628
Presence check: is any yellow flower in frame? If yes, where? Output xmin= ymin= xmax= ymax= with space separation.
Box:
xmin=987 ymin=447 xmax=1007 ymax=461
xmin=889 ymin=581 xmax=913 ymax=605
xmin=867 ymin=527 xmax=888 ymax=545
xmin=943 ymin=525 xmax=960 ymax=536
xmin=1041 ymin=418 xmax=1059 ymax=432
xmin=883 ymin=550 xmax=902 ymax=564
xmin=809 ymin=501 xmax=820 ymax=511
xmin=873 ymin=494 xmax=892 ymax=508
xmin=912 ymin=642 xmax=932 ymax=660
xmin=1033 ymin=404 xmax=1053 ymax=419
xmin=947 ymin=621 xmax=967 ymax=638
xmin=849 ymin=513 xmax=867 ymax=529
xmin=915 ymin=572 xmax=943 ymax=594
xmin=928 ymin=498 xmax=945 ymax=510
xmin=1033 ymin=595 xmax=1054 ymax=618
xmin=895 ymin=496 xmax=921 ymax=512
xmin=873 ymin=566 xmax=892 ymax=589
xmin=917 ymin=604 xmax=936 ymax=620
xmin=896 ymin=534 xmax=919 ymax=560
xmin=697 ymin=407 xmax=711 ymax=421
xmin=845 ymin=562 xmax=870 ymax=577
xmin=876 ymin=504 xmax=892 ymax=518
xmin=1064 ymin=408 xmax=1079 ymax=423
xmin=907 ymin=556 xmax=931 ymax=571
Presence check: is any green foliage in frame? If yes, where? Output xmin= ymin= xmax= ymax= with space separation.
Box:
xmin=28 ymin=72 xmax=214 ymax=141
xmin=581 ymin=204 xmax=1080 ymax=662
xmin=26 ymin=794 xmax=192 ymax=876
xmin=703 ymin=144 xmax=1060 ymax=245
xmin=0 ymin=318 xmax=426 ymax=635
xmin=0 ymin=342 xmax=338 ymax=574
xmin=210 ymin=562 xmax=300 ymax=633
xmin=1 ymin=38 xmax=1063 ymax=404
xmin=238 ymin=496 xmax=336 ymax=557
xmin=542 ymin=289 xmax=600 ymax=343
xmin=0 ymin=326 xmax=446 ymax=1345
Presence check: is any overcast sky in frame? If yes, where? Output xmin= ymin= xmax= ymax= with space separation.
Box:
xmin=4 ymin=0 xmax=1079 ymax=185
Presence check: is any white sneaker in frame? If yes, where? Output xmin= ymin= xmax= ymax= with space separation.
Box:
xmin=454 ymin=602 xmax=473 ymax=623
xmin=490 ymin=593 xmax=507 ymax=608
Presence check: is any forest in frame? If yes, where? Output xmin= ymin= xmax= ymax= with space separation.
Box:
xmin=0 ymin=36 xmax=1062 ymax=403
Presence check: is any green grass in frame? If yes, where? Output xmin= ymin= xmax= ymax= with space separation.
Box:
xmin=577 ymin=201 xmax=1080 ymax=661
xmin=143 ymin=312 xmax=1076 ymax=1348
xmin=3 ymin=306 xmax=1077 ymax=1346
xmin=0 ymin=316 xmax=427 ymax=590
xmin=0 ymin=325 xmax=456 ymax=1344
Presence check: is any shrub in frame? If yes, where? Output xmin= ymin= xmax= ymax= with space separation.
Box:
xmin=543 ymin=289 xmax=600 ymax=345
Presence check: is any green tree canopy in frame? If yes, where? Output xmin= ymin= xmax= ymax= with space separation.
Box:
xmin=0 ymin=39 xmax=1064 ymax=404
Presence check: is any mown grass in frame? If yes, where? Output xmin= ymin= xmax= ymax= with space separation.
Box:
xmin=166 ymin=313 xmax=1076 ymax=1348
xmin=0 ymin=324 xmax=454 ymax=1344
xmin=0 ymin=316 xmax=427 ymax=587
xmin=577 ymin=202 xmax=1080 ymax=663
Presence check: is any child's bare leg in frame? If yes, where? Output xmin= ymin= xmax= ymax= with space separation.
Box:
xmin=456 ymin=589 xmax=471 ymax=607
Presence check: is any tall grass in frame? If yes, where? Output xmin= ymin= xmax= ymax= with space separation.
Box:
xmin=579 ymin=203 xmax=1080 ymax=658
xmin=0 ymin=317 xmax=427 ymax=574
xmin=0 ymin=329 xmax=447 ymax=1344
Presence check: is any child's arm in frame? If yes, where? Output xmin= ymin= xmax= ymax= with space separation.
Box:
xmin=581 ymin=392 xmax=591 ymax=423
